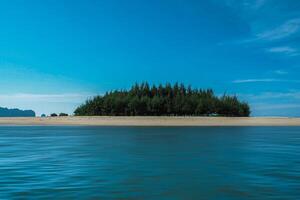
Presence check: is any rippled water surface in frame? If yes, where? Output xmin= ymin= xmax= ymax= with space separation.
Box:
xmin=0 ymin=126 xmax=300 ymax=199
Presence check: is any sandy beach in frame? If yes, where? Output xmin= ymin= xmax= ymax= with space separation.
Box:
xmin=0 ymin=116 xmax=299 ymax=126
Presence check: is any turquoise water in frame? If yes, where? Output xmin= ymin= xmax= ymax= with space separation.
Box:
xmin=0 ymin=126 xmax=299 ymax=199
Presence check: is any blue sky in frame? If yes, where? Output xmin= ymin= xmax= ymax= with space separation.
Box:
xmin=0 ymin=0 xmax=300 ymax=116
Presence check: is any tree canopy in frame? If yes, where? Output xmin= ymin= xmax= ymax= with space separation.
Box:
xmin=0 ymin=107 xmax=35 ymax=117
xmin=59 ymin=113 xmax=69 ymax=117
xmin=74 ymin=82 xmax=250 ymax=117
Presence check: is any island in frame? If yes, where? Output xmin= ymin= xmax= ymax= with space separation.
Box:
xmin=0 ymin=107 xmax=35 ymax=117
xmin=74 ymin=82 xmax=250 ymax=117
xmin=0 ymin=83 xmax=300 ymax=126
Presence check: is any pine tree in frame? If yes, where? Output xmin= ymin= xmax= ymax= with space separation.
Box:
xmin=74 ymin=82 xmax=250 ymax=117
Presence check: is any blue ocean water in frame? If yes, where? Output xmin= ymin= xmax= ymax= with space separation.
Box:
xmin=0 ymin=126 xmax=299 ymax=199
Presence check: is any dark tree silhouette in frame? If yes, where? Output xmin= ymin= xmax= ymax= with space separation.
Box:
xmin=0 ymin=107 xmax=35 ymax=117
xmin=59 ymin=113 xmax=69 ymax=116
xmin=50 ymin=113 xmax=58 ymax=117
xmin=74 ymin=82 xmax=250 ymax=117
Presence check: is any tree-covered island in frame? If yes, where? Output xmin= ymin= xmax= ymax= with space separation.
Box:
xmin=74 ymin=83 xmax=250 ymax=117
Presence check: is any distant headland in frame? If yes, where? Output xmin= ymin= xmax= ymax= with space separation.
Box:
xmin=74 ymin=82 xmax=250 ymax=117
xmin=0 ymin=107 xmax=35 ymax=117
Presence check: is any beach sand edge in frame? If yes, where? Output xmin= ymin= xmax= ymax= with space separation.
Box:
xmin=0 ymin=116 xmax=299 ymax=126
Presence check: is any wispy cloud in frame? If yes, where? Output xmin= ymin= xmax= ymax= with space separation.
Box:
xmin=273 ymin=70 xmax=288 ymax=75
xmin=0 ymin=93 xmax=95 ymax=103
xmin=252 ymin=103 xmax=300 ymax=110
xmin=237 ymin=18 xmax=300 ymax=44
xmin=267 ymin=46 xmax=296 ymax=53
xmin=241 ymin=91 xmax=300 ymax=100
xmin=266 ymin=46 xmax=299 ymax=56
xmin=253 ymin=0 xmax=267 ymax=9
xmin=237 ymin=91 xmax=300 ymax=116
xmin=244 ymin=0 xmax=267 ymax=10
xmin=0 ymin=93 xmax=96 ymax=115
xmin=256 ymin=18 xmax=300 ymax=41
xmin=233 ymin=79 xmax=278 ymax=83
xmin=225 ymin=0 xmax=267 ymax=10
xmin=233 ymin=79 xmax=300 ymax=83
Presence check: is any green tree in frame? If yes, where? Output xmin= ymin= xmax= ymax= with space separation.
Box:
xmin=74 ymin=82 xmax=250 ymax=117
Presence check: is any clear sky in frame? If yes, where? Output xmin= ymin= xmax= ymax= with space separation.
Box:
xmin=0 ymin=0 xmax=300 ymax=116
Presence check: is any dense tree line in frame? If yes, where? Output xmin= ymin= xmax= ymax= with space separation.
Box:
xmin=0 ymin=107 xmax=35 ymax=117
xmin=49 ymin=113 xmax=69 ymax=117
xmin=74 ymin=83 xmax=250 ymax=117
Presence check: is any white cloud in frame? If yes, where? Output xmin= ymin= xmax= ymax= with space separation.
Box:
xmin=0 ymin=93 xmax=95 ymax=116
xmin=252 ymin=103 xmax=300 ymax=110
xmin=233 ymin=79 xmax=278 ymax=83
xmin=0 ymin=62 xmax=90 ymax=94
xmin=241 ymin=91 xmax=300 ymax=100
xmin=225 ymin=0 xmax=267 ymax=10
xmin=233 ymin=79 xmax=300 ymax=83
xmin=253 ymin=0 xmax=267 ymax=9
xmin=256 ymin=18 xmax=300 ymax=41
xmin=273 ymin=70 xmax=288 ymax=75
xmin=267 ymin=46 xmax=296 ymax=53
xmin=244 ymin=0 xmax=267 ymax=10
xmin=250 ymin=102 xmax=300 ymax=116
xmin=266 ymin=46 xmax=299 ymax=56
xmin=0 ymin=93 xmax=94 ymax=103
xmin=238 ymin=91 xmax=300 ymax=116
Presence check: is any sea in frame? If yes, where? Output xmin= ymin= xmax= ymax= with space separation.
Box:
xmin=0 ymin=126 xmax=299 ymax=199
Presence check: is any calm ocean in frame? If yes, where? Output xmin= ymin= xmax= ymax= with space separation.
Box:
xmin=0 ymin=126 xmax=299 ymax=199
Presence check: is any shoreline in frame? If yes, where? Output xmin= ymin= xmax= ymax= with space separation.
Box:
xmin=0 ymin=116 xmax=299 ymax=126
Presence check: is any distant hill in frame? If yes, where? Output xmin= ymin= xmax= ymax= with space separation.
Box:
xmin=0 ymin=107 xmax=36 ymax=117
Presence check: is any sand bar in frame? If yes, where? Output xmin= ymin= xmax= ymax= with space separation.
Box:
xmin=0 ymin=116 xmax=299 ymax=126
